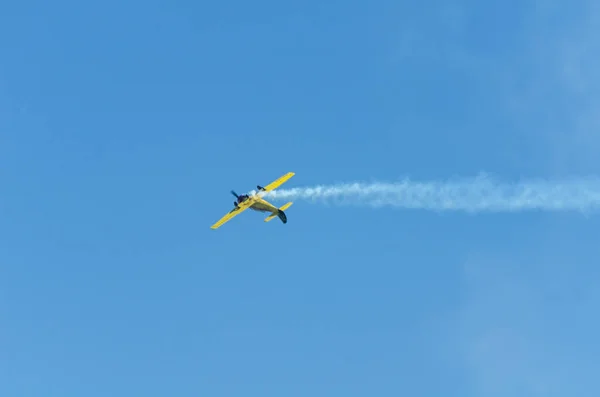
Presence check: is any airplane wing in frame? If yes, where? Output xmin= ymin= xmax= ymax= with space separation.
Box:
xmin=210 ymin=200 xmax=252 ymax=229
xmin=262 ymin=172 xmax=295 ymax=192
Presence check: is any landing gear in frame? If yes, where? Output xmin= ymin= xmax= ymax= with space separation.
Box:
xmin=257 ymin=185 xmax=265 ymax=191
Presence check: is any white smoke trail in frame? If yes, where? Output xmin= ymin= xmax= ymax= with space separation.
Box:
xmin=251 ymin=174 xmax=600 ymax=213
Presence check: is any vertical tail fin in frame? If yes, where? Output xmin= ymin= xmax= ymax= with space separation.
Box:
xmin=264 ymin=202 xmax=293 ymax=223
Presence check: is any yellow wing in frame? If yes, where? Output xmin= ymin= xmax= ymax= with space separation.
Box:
xmin=262 ymin=172 xmax=295 ymax=192
xmin=210 ymin=200 xmax=252 ymax=229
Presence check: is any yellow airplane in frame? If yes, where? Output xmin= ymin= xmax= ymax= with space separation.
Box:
xmin=210 ymin=172 xmax=295 ymax=229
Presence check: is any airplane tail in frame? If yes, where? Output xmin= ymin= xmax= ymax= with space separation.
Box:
xmin=264 ymin=202 xmax=293 ymax=223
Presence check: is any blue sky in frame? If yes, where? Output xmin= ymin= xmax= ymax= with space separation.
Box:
xmin=2 ymin=1 xmax=599 ymax=396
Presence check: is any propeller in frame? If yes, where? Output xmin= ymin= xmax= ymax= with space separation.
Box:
xmin=231 ymin=190 xmax=239 ymax=198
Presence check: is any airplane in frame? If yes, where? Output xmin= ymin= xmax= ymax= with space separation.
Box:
xmin=210 ymin=172 xmax=295 ymax=230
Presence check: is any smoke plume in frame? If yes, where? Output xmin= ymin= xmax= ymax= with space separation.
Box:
xmin=253 ymin=174 xmax=600 ymax=213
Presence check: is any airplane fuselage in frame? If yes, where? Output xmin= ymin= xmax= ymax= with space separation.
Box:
xmin=249 ymin=198 xmax=278 ymax=213
xmin=240 ymin=197 xmax=287 ymax=223
xmin=235 ymin=194 xmax=278 ymax=212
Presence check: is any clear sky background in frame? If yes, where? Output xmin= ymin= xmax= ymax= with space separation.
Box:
xmin=2 ymin=1 xmax=600 ymax=396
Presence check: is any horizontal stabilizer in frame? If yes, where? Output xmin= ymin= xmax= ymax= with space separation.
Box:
xmin=278 ymin=202 xmax=293 ymax=211
xmin=264 ymin=202 xmax=293 ymax=223
xmin=264 ymin=213 xmax=277 ymax=222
